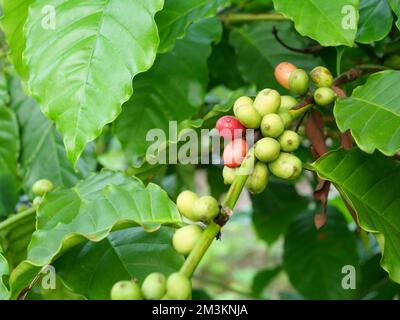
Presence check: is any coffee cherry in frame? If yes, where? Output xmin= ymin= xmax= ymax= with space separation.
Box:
xmin=216 ymin=116 xmax=245 ymax=141
xmin=280 ymin=95 xmax=298 ymax=111
xmin=310 ymin=66 xmax=334 ymax=87
xmin=278 ymin=111 xmax=293 ymax=128
xmin=253 ymin=89 xmax=281 ymax=116
xmin=261 ymin=114 xmax=284 ymax=138
xmin=32 ymin=179 xmax=54 ymax=196
xmin=275 ymin=62 xmax=297 ymax=89
xmin=314 ymin=87 xmax=337 ymax=106
xmin=233 ymin=103 xmax=262 ymax=129
xmin=192 ymin=196 xmax=219 ymax=222
xmin=278 ymin=130 xmax=301 ymax=152
xmin=142 ymin=273 xmax=167 ymax=300
xmin=222 ymin=166 xmax=236 ymax=185
xmin=289 ymin=69 xmax=309 ymax=95
xmin=222 ymin=138 xmax=248 ymax=168
xmin=384 ymin=54 xmax=400 ymax=70
xmin=269 ymin=153 xmax=302 ymax=180
xmin=176 ymin=191 xmax=198 ymax=221
xmin=233 ymin=96 xmax=253 ymax=113
xmin=255 ymin=137 xmax=281 ymax=162
xmin=246 ymin=162 xmax=269 ymax=194
xmin=110 ymin=280 xmax=143 ymax=300
xmin=167 ymin=273 xmax=192 ymax=300
xmin=172 ymin=225 xmax=203 ymax=255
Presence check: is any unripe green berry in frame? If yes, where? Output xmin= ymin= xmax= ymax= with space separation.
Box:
xmin=192 ymin=196 xmax=219 ymax=222
xmin=279 ymin=95 xmax=298 ymax=111
xmin=384 ymin=54 xmax=400 ymax=70
xmin=32 ymin=179 xmax=54 ymax=196
xmin=269 ymin=153 xmax=302 ymax=180
xmin=278 ymin=130 xmax=301 ymax=152
xmin=246 ymin=162 xmax=269 ymax=194
xmin=234 ymin=103 xmax=262 ymax=129
xmin=314 ymin=87 xmax=337 ymax=106
xmin=110 ymin=280 xmax=143 ymax=300
xmin=233 ymin=96 xmax=253 ymax=113
xmin=253 ymin=89 xmax=281 ymax=116
xmin=222 ymin=166 xmax=236 ymax=185
xmin=261 ymin=114 xmax=284 ymax=138
xmin=167 ymin=273 xmax=192 ymax=300
xmin=310 ymin=66 xmax=334 ymax=88
xmin=255 ymin=137 xmax=281 ymax=162
xmin=172 ymin=225 xmax=203 ymax=255
xmin=142 ymin=273 xmax=167 ymax=300
xmin=278 ymin=111 xmax=293 ymax=128
xmin=176 ymin=191 xmax=198 ymax=221
xmin=289 ymin=69 xmax=309 ymax=95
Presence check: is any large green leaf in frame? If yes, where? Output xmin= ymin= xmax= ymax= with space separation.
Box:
xmin=0 ymin=252 xmax=10 ymax=300
xmin=156 ymin=0 xmax=223 ymax=53
xmin=356 ymin=0 xmax=392 ymax=43
xmin=9 ymin=75 xmax=95 ymax=192
xmin=1 ymin=0 xmax=34 ymax=78
xmin=229 ymin=21 xmax=320 ymax=90
xmin=312 ymin=148 xmax=400 ymax=284
xmin=55 ymin=227 xmax=184 ymax=299
xmin=9 ymin=170 xmax=181 ymax=298
xmin=334 ymin=71 xmax=400 ymax=156
xmin=284 ymin=208 xmax=359 ymax=299
xmin=0 ymin=106 xmax=19 ymax=216
xmin=252 ymin=180 xmax=309 ymax=245
xmin=389 ymin=0 xmax=400 ymax=30
xmin=23 ymin=0 xmax=164 ymax=166
xmin=114 ymin=18 xmax=221 ymax=165
xmin=273 ymin=0 xmax=359 ymax=47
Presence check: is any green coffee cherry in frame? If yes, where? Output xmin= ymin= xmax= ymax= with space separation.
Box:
xmin=192 ymin=196 xmax=219 ymax=222
xmin=110 ymin=280 xmax=143 ymax=300
xmin=172 ymin=224 xmax=203 ymax=255
xmin=223 ymin=166 xmax=236 ymax=185
xmin=246 ymin=162 xmax=269 ymax=194
xmin=261 ymin=114 xmax=284 ymax=138
xmin=289 ymin=69 xmax=309 ymax=95
xmin=142 ymin=273 xmax=167 ymax=300
xmin=314 ymin=87 xmax=337 ymax=106
xmin=167 ymin=273 xmax=192 ymax=300
xmin=269 ymin=153 xmax=302 ymax=180
xmin=278 ymin=130 xmax=301 ymax=152
xmin=279 ymin=95 xmax=298 ymax=111
xmin=176 ymin=191 xmax=198 ymax=221
xmin=32 ymin=179 xmax=54 ymax=196
xmin=384 ymin=54 xmax=400 ymax=70
xmin=255 ymin=137 xmax=281 ymax=162
xmin=310 ymin=66 xmax=334 ymax=88
xmin=233 ymin=96 xmax=253 ymax=113
xmin=278 ymin=111 xmax=293 ymax=128
xmin=253 ymin=89 xmax=281 ymax=116
xmin=234 ymin=103 xmax=262 ymax=129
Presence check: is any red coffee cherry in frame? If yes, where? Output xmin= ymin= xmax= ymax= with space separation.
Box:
xmin=275 ymin=62 xmax=297 ymax=89
xmin=222 ymin=139 xmax=248 ymax=168
xmin=216 ymin=116 xmax=246 ymax=141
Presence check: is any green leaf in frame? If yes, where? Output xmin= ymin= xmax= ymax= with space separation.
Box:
xmin=389 ymin=0 xmax=400 ymax=30
xmin=9 ymin=170 xmax=181 ymax=298
xmin=311 ymin=148 xmax=400 ymax=284
xmin=0 ymin=252 xmax=10 ymax=300
xmin=252 ymin=180 xmax=309 ymax=245
xmin=273 ymin=0 xmax=359 ymax=47
xmin=334 ymin=71 xmax=400 ymax=156
xmin=114 ymin=18 xmax=221 ymax=165
xmin=356 ymin=0 xmax=392 ymax=43
xmin=24 ymin=0 xmax=164 ymax=166
xmin=284 ymin=207 xmax=359 ymax=299
xmin=0 ymin=71 xmax=9 ymax=106
xmin=229 ymin=21 xmax=321 ymax=90
xmin=251 ymin=266 xmax=282 ymax=297
xmin=0 ymin=106 xmax=19 ymax=216
xmin=9 ymin=75 xmax=95 ymax=192
xmin=55 ymin=227 xmax=184 ymax=299
xmin=1 ymin=0 xmax=34 ymax=78
xmin=156 ymin=0 xmax=224 ymax=53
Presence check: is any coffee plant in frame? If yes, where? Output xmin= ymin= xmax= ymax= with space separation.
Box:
xmin=0 ymin=0 xmax=400 ymax=300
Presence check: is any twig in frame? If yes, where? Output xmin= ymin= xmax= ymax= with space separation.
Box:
xmin=272 ymin=26 xmax=323 ymax=54
xmin=220 ymin=13 xmax=288 ymax=24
